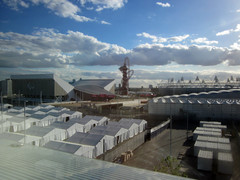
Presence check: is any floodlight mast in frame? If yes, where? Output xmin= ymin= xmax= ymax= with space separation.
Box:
xmin=119 ymin=57 xmax=134 ymax=95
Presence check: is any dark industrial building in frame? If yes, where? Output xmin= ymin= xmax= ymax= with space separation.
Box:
xmin=5 ymin=74 xmax=74 ymax=102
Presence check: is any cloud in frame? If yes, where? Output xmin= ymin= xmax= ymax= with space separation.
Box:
xmin=3 ymin=0 xmax=94 ymax=22
xmin=156 ymin=2 xmax=171 ymax=8
xmin=101 ymin=20 xmax=111 ymax=25
xmin=1 ymin=29 xmax=240 ymax=69
xmin=137 ymin=32 xmax=189 ymax=43
xmin=191 ymin=37 xmax=218 ymax=45
xmin=216 ymin=24 xmax=240 ymax=36
xmin=237 ymin=9 xmax=240 ymax=13
xmin=80 ymin=0 xmax=128 ymax=11
xmin=2 ymin=0 xmax=29 ymax=11
xmin=169 ymin=35 xmax=189 ymax=42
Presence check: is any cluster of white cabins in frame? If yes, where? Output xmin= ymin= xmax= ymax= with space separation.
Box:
xmin=193 ymin=121 xmax=233 ymax=174
xmin=0 ymin=104 xmax=147 ymax=159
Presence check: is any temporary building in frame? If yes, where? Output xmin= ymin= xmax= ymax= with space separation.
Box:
xmin=119 ymin=118 xmax=147 ymax=133
xmin=82 ymin=115 xmax=109 ymax=126
xmin=202 ymin=124 xmax=227 ymax=130
xmin=61 ymin=110 xmax=83 ymax=120
xmin=196 ymin=135 xmax=230 ymax=144
xmin=71 ymin=118 xmax=98 ymax=133
xmin=89 ymin=125 xmax=128 ymax=145
xmin=44 ymin=141 xmax=94 ymax=158
xmin=197 ymin=150 xmax=213 ymax=171
xmin=49 ymin=121 xmax=84 ymax=138
xmin=66 ymin=132 xmax=105 ymax=158
xmin=20 ymin=126 xmax=66 ymax=146
xmin=193 ymin=130 xmax=222 ymax=141
xmin=29 ymin=114 xmax=57 ymax=126
xmin=0 ymin=132 xmax=42 ymax=146
xmin=0 ymin=120 xmax=11 ymax=132
xmin=148 ymin=90 xmax=240 ymax=120
xmin=108 ymin=121 xmax=138 ymax=138
xmin=7 ymin=116 xmax=39 ymax=132
xmin=218 ymin=152 xmax=233 ymax=174
xmin=200 ymin=121 xmax=221 ymax=127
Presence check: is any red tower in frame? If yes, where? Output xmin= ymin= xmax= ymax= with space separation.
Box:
xmin=119 ymin=57 xmax=134 ymax=95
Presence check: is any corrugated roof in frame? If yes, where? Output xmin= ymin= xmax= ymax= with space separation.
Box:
xmin=0 ymin=140 xmax=185 ymax=179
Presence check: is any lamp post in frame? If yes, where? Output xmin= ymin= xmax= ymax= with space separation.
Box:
xmin=169 ymin=98 xmax=172 ymax=157
xmin=24 ymin=100 xmax=28 ymax=144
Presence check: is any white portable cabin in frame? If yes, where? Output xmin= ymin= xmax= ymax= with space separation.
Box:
xmin=20 ymin=126 xmax=66 ymax=146
xmin=49 ymin=121 xmax=84 ymax=138
xmin=7 ymin=107 xmax=24 ymax=113
xmin=197 ymin=150 xmax=213 ymax=171
xmin=30 ymin=114 xmax=57 ymax=127
xmin=66 ymin=132 xmax=105 ymax=158
xmin=218 ymin=152 xmax=233 ymax=174
xmin=44 ymin=141 xmax=94 ymax=158
xmin=61 ymin=110 xmax=83 ymax=121
xmin=7 ymin=116 xmax=39 ymax=132
xmin=89 ymin=125 xmax=128 ymax=146
xmin=119 ymin=118 xmax=147 ymax=133
xmin=0 ymin=132 xmax=42 ymax=146
xmin=82 ymin=115 xmax=109 ymax=126
xmin=71 ymin=118 xmax=98 ymax=133
xmin=108 ymin=121 xmax=137 ymax=138
xmin=0 ymin=120 xmax=11 ymax=133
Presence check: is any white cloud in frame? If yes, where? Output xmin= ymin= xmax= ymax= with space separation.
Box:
xmin=137 ymin=32 xmax=189 ymax=43
xmin=2 ymin=0 xmax=29 ymax=10
xmin=80 ymin=0 xmax=128 ymax=11
xmin=3 ymin=0 xmax=95 ymax=22
xmin=101 ymin=20 xmax=111 ymax=25
xmin=1 ymin=29 xmax=240 ymax=69
xmin=156 ymin=2 xmax=171 ymax=8
xmin=169 ymin=35 xmax=189 ymax=42
xmin=237 ymin=9 xmax=240 ymax=13
xmin=191 ymin=37 xmax=218 ymax=45
xmin=216 ymin=24 xmax=240 ymax=36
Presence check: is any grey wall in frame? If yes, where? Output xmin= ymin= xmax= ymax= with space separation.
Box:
xmin=98 ymin=131 xmax=146 ymax=162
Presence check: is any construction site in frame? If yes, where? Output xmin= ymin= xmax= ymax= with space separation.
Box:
xmin=1 ymin=57 xmax=240 ymax=179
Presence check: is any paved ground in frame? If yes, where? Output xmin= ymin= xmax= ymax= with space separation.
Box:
xmin=123 ymin=126 xmax=191 ymax=171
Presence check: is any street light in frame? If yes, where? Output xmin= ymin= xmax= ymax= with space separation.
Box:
xmin=24 ymin=100 xmax=28 ymax=144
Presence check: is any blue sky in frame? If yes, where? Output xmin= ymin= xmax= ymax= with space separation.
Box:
xmin=0 ymin=0 xmax=240 ymax=87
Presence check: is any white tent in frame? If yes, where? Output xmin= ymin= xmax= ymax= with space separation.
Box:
xmin=44 ymin=141 xmax=94 ymax=158
xmin=20 ymin=126 xmax=65 ymax=146
xmin=49 ymin=121 xmax=84 ymax=138
xmin=89 ymin=126 xmax=128 ymax=146
xmin=82 ymin=115 xmax=109 ymax=126
xmin=6 ymin=116 xmax=39 ymax=132
xmin=30 ymin=114 xmax=57 ymax=127
xmin=71 ymin=118 xmax=98 ymax=133
xmin=119 ymin=118 xmax=147 ymax=133
xmin=66 ymin=132 xmax=105 ymax=157
xmin=0 ymin=132 xmax=42 ymax=146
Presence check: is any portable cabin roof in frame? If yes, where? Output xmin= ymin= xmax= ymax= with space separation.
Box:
xmin=82 ymin=115 xmax=108 ymax=122
xmin=44 ymin=141 xmax=82 ymax=154
xmin=23 ymin=126 xmax=55 ymax=137
xmin=49 ymin=121 xmax=75 ymax=130
xmin=0 ymin=132 xmax=24 ymax=141
xmin=66 ymin=132 xmax=104 ymax=146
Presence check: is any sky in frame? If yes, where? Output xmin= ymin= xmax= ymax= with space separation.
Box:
xmin=0 ymin=0 xmax=240 ymax=87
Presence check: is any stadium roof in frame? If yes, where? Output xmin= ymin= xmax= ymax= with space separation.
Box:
xmin=72 ymin=79 xmax=114 ymax=88
xmin=74 ymin=85 xmax=114 ymax=95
